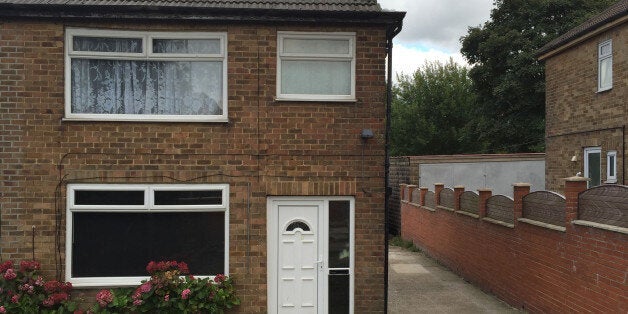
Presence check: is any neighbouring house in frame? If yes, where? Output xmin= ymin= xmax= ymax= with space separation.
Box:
xmin=0 ymin=1 xmax=404 ymax=312
xmin=538 ymin=0 xmax=627 ymax=191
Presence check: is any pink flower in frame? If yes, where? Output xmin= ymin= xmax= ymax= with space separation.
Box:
xmin=96 ymin=289 xmax=114 ymax=307
xmin=164 ymin=294 xmax=170 ymax=302
xmin=35 ymin=276 xmax=44 ymax=286
xmin=0 ymin=261 xmax=12 ymax=273
xmin=3 ymin=269 xmax=16 ymax=281
xmin=178 ymin=262 xmax=189 ymax=274
xmin=133 ymin=299 xmax=143 ymax=306
xmin=181 ymin=288 xmax=191 ymax=300
xmin=0 ymin=306 xmax=6 ymax=313
xmin=139 ymin=282 xmax=152 ymax=293
xmin=11 ymin=294 xmax=20 ymax=303
xmin=19 ymin=260 xmax=41 ymax=272
xmin=214 ymin=274 xmax=226 ymax=283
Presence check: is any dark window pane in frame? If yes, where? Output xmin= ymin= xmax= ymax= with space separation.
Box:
xmin=329 ymin=201 xmax=350 ymax=268
xmin=588 ymin=152 xmax=601 ymax=187
xmin=286 ymin=221 xmax=310 ymax=232
xmin=73 ymin=36 xmax=142 ymax=53
xmin=154 ymin=190 xmax=222 ymax=205
xmin=153 ymin=39 xmax=220 ymax=54
xmin=72 ymin=212 xmax=224 ymax=277
xmin=74 ymin=190 xmax=144 ymax=206
xmin=328 ymin=273 xmax=349 ymax=314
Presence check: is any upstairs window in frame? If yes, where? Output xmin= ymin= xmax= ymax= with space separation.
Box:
xmin=598 ymin=39 xmax=612 ymax=92
xmin=277 ymin=32 xmax=356 ymax=101
xmin=65 ymin=29 xmax=228 ymax=122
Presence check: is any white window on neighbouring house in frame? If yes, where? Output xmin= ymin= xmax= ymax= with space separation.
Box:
xmin=607 ymin=150 xmax=617 ymax=183
xmin=598 ymin=39 xmax=612 ymax=92
xmin=65 ymin=29 xmax=228 ymax=122
xmin=277 ymin=32 xmax=356 ymax=101
xmin=66 ymin=184 xmax=229 ymax=287
xmin=584 ymin=147 xmax=601 ymax=187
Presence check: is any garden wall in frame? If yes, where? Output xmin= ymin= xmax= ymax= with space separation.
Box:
xmin=400 ymin=179 xmax=627 ymax=313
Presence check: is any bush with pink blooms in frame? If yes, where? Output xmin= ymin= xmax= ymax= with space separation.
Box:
xmin=0 ymin=260 xmax=78 ymax=313
xmin=91 ymin=261 xmax=240 ymax=313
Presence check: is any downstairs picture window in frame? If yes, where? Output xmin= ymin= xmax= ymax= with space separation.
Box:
xmin=66 ymin=184 xmax=229 ymax=287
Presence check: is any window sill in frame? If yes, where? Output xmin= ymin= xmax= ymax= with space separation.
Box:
xmin=596 ymin=87 xmax=612 ymax=93
xmin=572 ymin=220 xmax=628 ymax=235
xmin=62 ymin=117 xmax=229 ymax=123
xmin=517 ymin=218 xmax=566 ymax=232
xmin=274 ymin=97 xmax=357 ymax=103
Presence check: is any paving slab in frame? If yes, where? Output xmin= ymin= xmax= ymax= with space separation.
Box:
xmin=388 ymin=245 xmax=522 ymax=313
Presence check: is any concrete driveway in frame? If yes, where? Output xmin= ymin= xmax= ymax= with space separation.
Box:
xmin=388 ymin=245 xmax=522 ymax=313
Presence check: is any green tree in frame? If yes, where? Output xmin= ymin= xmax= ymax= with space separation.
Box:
xmin=460 ymin=0 xmax=617 ymax=153
xmin=391 ymin=59 xmax=483 ymax=156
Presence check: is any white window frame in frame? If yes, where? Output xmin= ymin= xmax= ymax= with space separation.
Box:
xmin=584 ymin=147 xmax=602 ymax=188
xmin=276 ymin=32 xmax=356 ymax=102
xmin=66 ymin=183 xmax=229 ymax=287
xmin=64 ymin=28 xmax=228 ymax=122
xmin=607 ymin=150 xmax=617 ymax=183
xmin=598 ymin=39 xmax=612 ymax=92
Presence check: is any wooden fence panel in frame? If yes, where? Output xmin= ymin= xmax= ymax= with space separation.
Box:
xmin=425 ymin=191 xmax=435 ymax=209
xmin=439 ymin=188 xmax=454 ymax=209
xmin=486 ymin=195 xmax=514 ymax=224
xmin=522 ymin=191 xmax=565 ymax=227
xmin=579 ymin=185 xmax=628 ymax=228
xmin=460 ymin=191 xmax=479 ymax=215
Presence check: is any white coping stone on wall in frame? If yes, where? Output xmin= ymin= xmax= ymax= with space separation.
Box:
xmin=456 ymin=210 xmax=479 ymax=219
xmin=482 ymin=217 xmax=514 ymax=228
xmin=517 ymin=218 xmax=566 ymax=232
xmin=572 ymin=220 xmax=628 ymax=235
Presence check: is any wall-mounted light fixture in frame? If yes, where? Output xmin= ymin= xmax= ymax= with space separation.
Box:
xmin=360 ymin=129 xmax=374 ymax=140
xmin=570 ymin=155 xmax=578 ymax=162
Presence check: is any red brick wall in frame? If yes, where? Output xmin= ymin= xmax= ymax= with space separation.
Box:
xmin=544 ymin=22 xmax=627 ymax=190
xmin=400 ymin=182 xmax=627 ymax=313
xmin=0 ymin=19 xmax=388 ymax=313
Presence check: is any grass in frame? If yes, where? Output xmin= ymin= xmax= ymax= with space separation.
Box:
xmin=389 ymin=236 xmax=421 ymax=252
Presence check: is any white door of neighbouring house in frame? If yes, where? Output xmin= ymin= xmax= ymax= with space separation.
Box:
xmin=268 ymin=197 xmax=354 ymax=314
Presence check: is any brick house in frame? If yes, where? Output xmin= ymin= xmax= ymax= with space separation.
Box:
xmin=538 ymin=0 xmax=627 ymax=191
xmin=0 ymin=1 xmax=404 ymax=312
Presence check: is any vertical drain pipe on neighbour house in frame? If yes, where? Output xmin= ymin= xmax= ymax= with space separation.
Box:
xmin=384 ymin=20 xmax=403 ymax=314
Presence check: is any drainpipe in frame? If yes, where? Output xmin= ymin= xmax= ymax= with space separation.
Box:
xmin=384 ymin=20 xmax=402 ymax=314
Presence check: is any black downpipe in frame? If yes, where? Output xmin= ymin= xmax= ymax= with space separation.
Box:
xmin=384 ymin=21 xmax=402 ymax=314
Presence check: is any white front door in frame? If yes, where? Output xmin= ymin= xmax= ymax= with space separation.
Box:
xmin=268 ymin=197 xmax=354 ymax=314
xmin=277 ymin=202 xmax=320 ymax=313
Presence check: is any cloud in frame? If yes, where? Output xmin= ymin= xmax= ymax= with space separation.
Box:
xmin=379 ymin=0 xmax=493 ymax=52
xmin=390 ymin=44 xmax=468 ymax=80
xmin=378 ymin=0 xmax=493 ymax=80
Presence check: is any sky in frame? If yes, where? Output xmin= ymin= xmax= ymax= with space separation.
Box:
xmin=378 ymin=0 xmax=495 ymax=78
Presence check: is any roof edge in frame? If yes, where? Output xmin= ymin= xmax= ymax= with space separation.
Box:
xmin=0 ymin=3 xmax=405 ymax=25
xmin=538 ymin=15 xmax=627 ymax=60
xmin=537 ymin=0 xmax=628 ymax=60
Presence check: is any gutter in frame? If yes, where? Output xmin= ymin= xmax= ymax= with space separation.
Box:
xmin=384 ymin=18 xmax=403 ymax=314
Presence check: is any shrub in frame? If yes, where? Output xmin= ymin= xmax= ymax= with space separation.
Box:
xmin=92 ymin=260 xmax=240 ymax=313
xmin=0 ymin=260 xmax=78 ymax=313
